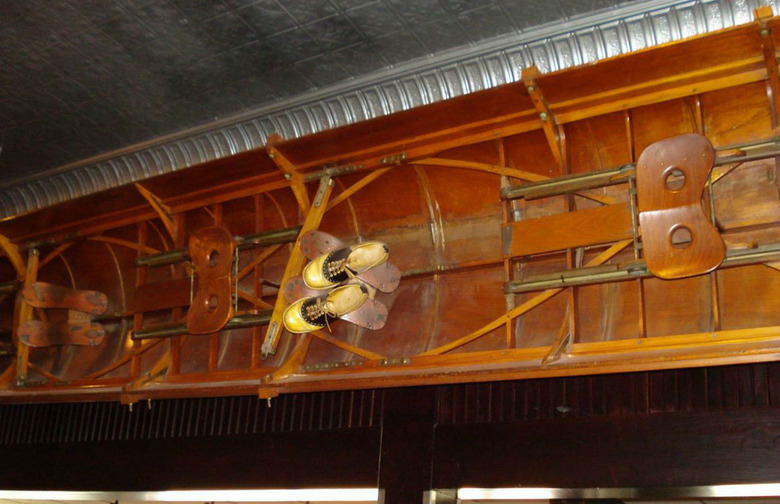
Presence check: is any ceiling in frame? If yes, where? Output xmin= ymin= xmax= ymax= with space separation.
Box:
xmin=0 ymin=0 xmax=633 ymax=188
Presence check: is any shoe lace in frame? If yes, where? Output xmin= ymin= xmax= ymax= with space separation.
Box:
xmin=305 ymin=297 xmax=333 ymax=332
xmin=326 ymin=257 xmax=356 ymax=279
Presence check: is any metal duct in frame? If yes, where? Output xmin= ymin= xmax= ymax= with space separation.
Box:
xmin=0 ymin=0 xmax=772 ymax=216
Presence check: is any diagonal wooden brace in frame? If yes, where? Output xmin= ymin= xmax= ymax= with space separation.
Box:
xmin=261 ymin=177 xmax=333 ymax=358
xmin=267 ymin=134 xmax=311 ymax=215
xmin=523 ymin=65 xmax=564 ymax=168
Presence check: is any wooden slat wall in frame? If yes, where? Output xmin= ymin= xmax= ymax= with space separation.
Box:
xmin=436 ymin=362 xmax=780 ymax=425
xmin=1 ymin=363 xmax=778 ymax=445
xmin=0 ymin=389 xmax=381 ymax=445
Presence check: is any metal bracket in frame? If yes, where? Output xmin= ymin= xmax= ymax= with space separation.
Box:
xmin=379 ymin=152 xmax=407 ymax=165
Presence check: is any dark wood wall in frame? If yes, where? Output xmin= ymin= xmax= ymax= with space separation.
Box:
xmin=1 ymin=363 xmax=780 ymax=503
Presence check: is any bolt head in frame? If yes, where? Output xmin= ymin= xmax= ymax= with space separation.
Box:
xmin=539 ymin=112 xmax=548 ymax=121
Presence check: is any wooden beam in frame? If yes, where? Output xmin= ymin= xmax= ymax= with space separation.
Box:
xmin=261 ymin=177 xmax=334 ymax=358
xmin=267 ymin=135 xmax=310 ymax=214
xmin=89 ymin=236 xmax=160 ymax=255
xmin=238 ymin=244 xmax=282 ymax=281
xmin=523 ymin=66 xmax=563 ymax=168
xmin=503 ymin=203 xmax=633 ymax=258
xmin=326 ymin=167 xmax=392 ymax=212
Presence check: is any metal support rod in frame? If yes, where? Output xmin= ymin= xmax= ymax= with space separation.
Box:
xmin=0 ymin=280 xmax=19 ymax=295
xmin=501 ymin=137 xmax=780 ymax=201
xmin=501 ymin=164 xmax=633 ymax=200
xmin=505 ymin=243 xmax=780 ymax=294
xmin=131 ymin=310 xmax=273 ymax=340
xmin=0 ymin=340 xmax=14 ymax=357
xmin=135 ymin=225 xmax=301 ymax=267
xmin=234 ymin=225 xmax=302 ymax=249
xmin=627 ymin=175 xmax=640 ymax=260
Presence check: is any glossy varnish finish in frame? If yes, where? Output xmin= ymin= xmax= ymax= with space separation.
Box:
xmin=1 ymin=12 xmax=780 ymax=403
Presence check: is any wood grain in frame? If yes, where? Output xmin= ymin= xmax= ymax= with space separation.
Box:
xmin=503 ymin=203 xmax=633 ymax=258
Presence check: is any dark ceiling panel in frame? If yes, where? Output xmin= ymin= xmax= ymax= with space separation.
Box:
xmin=0 ymin=0 xmax=633 ymax=186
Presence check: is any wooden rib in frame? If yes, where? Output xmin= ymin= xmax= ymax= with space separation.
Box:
xmin=238 ymin=244 xmax=282 ymax=281
xmin=27 ymin=362 xmax=60 ymax=384
xmin=419 ymin=239 xmax=632 ymax=356
xmin=267 ymin=139 xmax=310 ymax=215
xmin=262 ymin=178 xmax=334 ymax=356
xmin=310 ymin=330 xmax=385 ymax=361
xmin=39 ymin=243 xmax=73 ymax=269
xmin=131 ymin=222 xmax=147 ymax=378
xmin=14 ymin=249 xmax=39 ymax=381
xmin=170 ymin=212 xmax=187 ymax=376
xmin=0 ymin=232 xmax=25 ymax=280
xmin=252 ymin=194 xmax=265 ymax=369
xmin=498 ymin=137 xmax=516 ymax=350
xmin=416 ymin=158 xmax=619 ymax=205
xmin=542 ymin=303 xmax=571 ymax=365
xmin=85 ymin=338 xmax=164 ymax=379
xmin=239 ymin=290 xmax=272 ymax=309
xmin=416 ymin=157 xmax=548 ymax=182
xmin=135 ymin=183 xmax=175 ymax=239
xmin=89 ymin=236 xmax=160 ymax=255
xmin=0 ymin=361 xmax=16 ymax=389
xmin=326 ymin=167 xmax=391 ymax=212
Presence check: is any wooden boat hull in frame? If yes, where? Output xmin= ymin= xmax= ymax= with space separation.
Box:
xmin=2 ymin=10 xmax=780 ymax=403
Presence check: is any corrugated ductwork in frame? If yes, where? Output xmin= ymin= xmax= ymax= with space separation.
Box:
xmin=0 ymin=0 xmax=773 ymax=216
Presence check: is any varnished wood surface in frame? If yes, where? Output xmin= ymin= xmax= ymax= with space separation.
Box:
xmin=186 ymin=226 xmax=235 ymax=334
xmin=503 ymin=203 xmax=633 ymax=257
xmin=433 ymin=408 xmax=780 ymax=488
xmin=1 ymin=12 xmax=780 ymax=402
xmin=637 ymin=134 xmax=725 ymax=278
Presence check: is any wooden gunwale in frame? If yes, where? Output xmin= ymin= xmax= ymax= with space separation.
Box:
xmin=4 ymin=324 xmax=780 ymax=405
